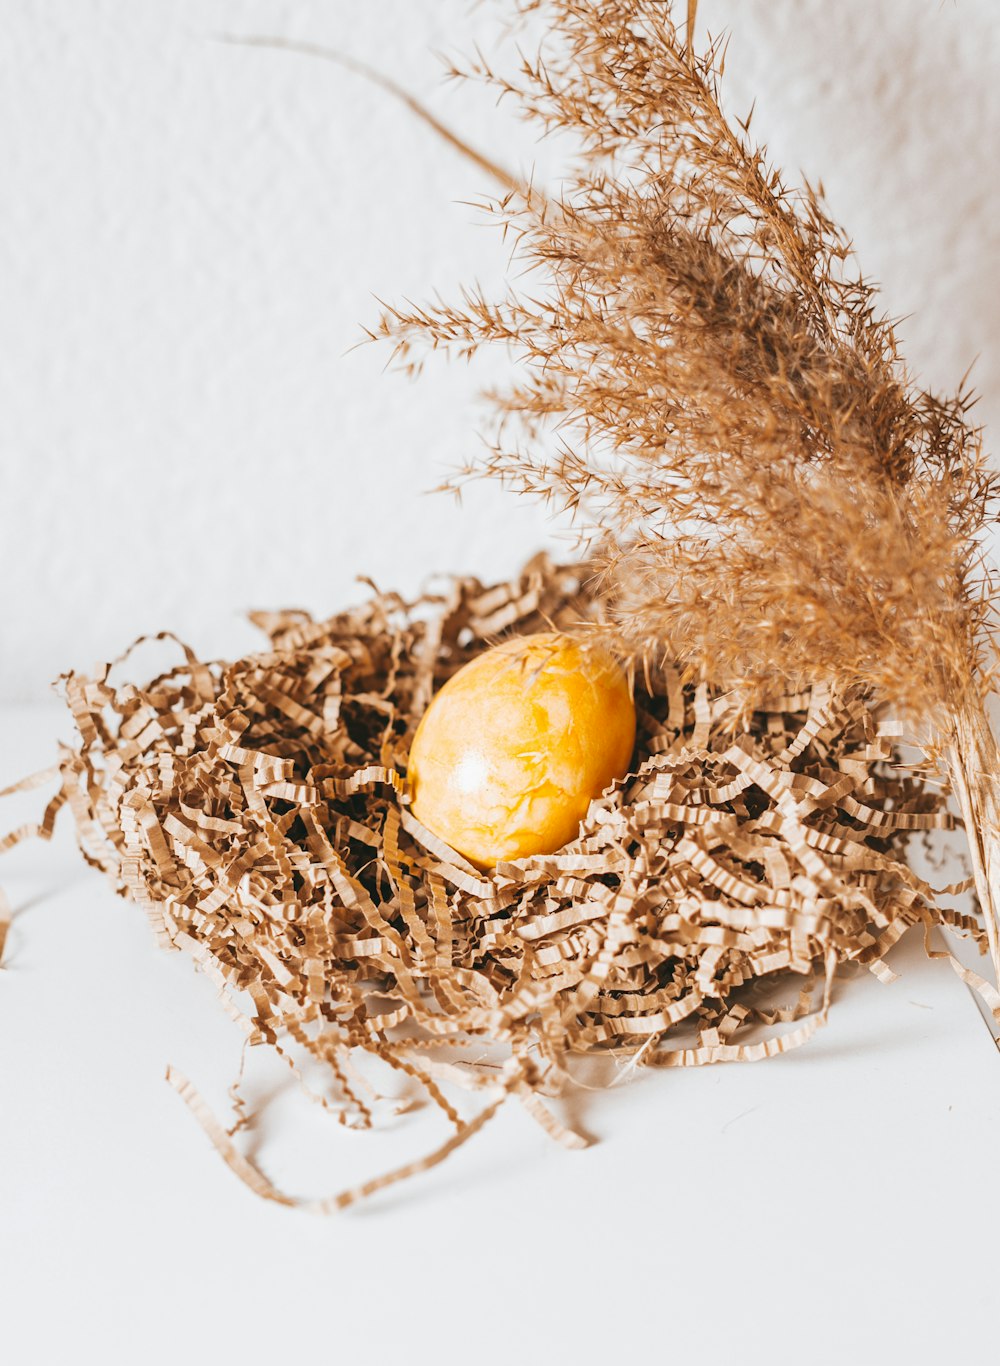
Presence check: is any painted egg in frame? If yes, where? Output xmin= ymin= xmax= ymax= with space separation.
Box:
xmin=407 ymin=631 xmax=636 ymax=868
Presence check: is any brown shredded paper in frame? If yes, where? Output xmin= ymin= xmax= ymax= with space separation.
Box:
xmin=3 ymin=555 xmax=992 ymax=1210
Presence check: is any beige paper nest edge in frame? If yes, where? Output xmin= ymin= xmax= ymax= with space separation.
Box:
xmin=3 ymin=555 xmax=992 ymax=1211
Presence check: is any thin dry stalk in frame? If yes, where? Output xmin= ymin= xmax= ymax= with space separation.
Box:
xmin=950 ymin=702 xmax=1000 ymax=972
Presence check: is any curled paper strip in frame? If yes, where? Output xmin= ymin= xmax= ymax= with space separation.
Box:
xmin=0 ymin=555 xmax=988 ymax=1209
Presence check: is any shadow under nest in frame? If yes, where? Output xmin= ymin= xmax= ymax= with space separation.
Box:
xmin=51 ymin=554 xmax=980 ymax=1210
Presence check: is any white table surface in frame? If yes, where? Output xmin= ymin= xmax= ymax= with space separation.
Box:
xmin=2 ymin=703 xmax=999 ymax=1365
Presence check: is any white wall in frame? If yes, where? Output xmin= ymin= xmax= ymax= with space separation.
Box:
xmin=2 ymin=0 xmax=998 ymax=701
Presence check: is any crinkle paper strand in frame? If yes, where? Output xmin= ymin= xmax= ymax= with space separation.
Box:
xmin=3 ymin=557 xmax=994 ymax=1210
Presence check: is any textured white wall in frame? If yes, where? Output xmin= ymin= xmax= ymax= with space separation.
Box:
xmin=2 ymin=0 xmax=998 ymax=701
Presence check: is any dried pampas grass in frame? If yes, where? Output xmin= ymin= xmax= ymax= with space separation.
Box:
xmin=375 ymin=0 xmax=1000 ymax=987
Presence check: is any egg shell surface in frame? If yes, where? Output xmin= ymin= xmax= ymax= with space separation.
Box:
xmin=407 ymin=632 xmax=636 ymax=869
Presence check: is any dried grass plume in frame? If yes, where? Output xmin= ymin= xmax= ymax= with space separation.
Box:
xmin=375 ymin=0 xmax=1000 ymax=981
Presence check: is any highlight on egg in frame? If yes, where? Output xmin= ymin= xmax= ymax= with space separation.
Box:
xmin=407 ymin=632 xmax=636 ymax=869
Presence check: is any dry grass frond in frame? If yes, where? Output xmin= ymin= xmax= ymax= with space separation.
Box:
xmin=377 ymin=3 xmax=997 ymax=706
xmin=374 ymin=0 xmax=1000 ymax=978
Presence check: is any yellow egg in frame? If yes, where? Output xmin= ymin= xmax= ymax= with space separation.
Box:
xmin=407 ymin=632 xmax=636 ymax=869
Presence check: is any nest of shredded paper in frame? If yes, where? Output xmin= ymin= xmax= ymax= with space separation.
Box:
xmin=45 ymin=555 xmax=981 ymax=1210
